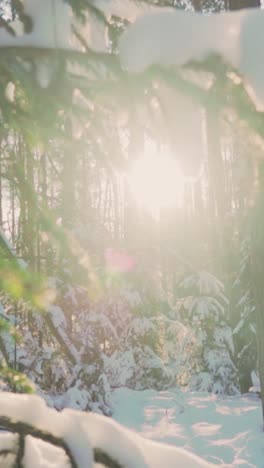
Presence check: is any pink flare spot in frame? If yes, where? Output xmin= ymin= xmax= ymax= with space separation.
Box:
xmin=105 ymin=248 xmax=135 ymax=273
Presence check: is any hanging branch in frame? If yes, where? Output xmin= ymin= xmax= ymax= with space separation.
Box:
xmin=135 ymin=58 xmax=264 ymax=142
xmin=0 ymin=416 xmax=124 ymax=468
xmin=0 ymin=416 xmax=78 ymax=468
xmin=0 ymin=17 xmax=16 ymax=36
xmin=9 ymin=0 xmax=33 ymax=33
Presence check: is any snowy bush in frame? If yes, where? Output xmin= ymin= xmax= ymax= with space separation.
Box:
xmin=232 ymin=238 xmax=257 ymax=392
xmin=174 ymin=271 xmax=239 ymax=394
xmin=163 ymin=318 xmax=204 ymax=387
xmin=104 ymin=310 xmax=173 ymax=391
xmin=106 ymin=345 xmax=172 ymax=391
xmin=0 ymin=283 xmax=113 ymax=415
xmin=0 ymin=276 xmax=175 ymax=412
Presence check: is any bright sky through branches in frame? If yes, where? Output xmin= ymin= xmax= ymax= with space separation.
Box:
xmin=127 ymin=149 xmax=185 ymax=218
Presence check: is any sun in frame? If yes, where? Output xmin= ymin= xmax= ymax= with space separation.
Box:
xmin=127 ymin=149 xmax=185 ymax=217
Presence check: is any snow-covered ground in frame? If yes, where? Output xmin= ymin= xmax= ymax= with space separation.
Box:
xmin=111 ymin=388 xmax=264 ymax=467
xmin=0 ymin=389 xmax=263 ymax=466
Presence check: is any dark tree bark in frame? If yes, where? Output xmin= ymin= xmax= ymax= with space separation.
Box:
xmin=228 ymin=0 xmax=260 ymax=9
xmin=0 ymin=151 xmax=2 ymax=228
xmin=61 ymin=121 xmax=76 ymax=230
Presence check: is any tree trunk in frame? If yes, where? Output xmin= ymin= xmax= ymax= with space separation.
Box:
xmin=0 ymin=150 xmax=2 ymax=228
xmin=250 ymin=163 xmax=264 ymax=424
xmin=228 ymin=0 xmax=260 ymax=9
xmin=61 ymin=121 xmax=75 ymax=229
xmin=228 ymin=0 xmax=263 ymax=424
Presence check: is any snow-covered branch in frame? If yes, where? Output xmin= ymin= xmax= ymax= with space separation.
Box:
xmin=0 ymin=392 xmax=214 ymax=467
xmin=119 ymin=8 xmax=264 ymax=110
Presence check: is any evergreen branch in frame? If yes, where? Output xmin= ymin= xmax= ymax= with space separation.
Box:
xmin=66 ymin=0 xmax=110 ymax=26
xmin=0 ymin=416 xmax=78 ymax=468
xmin=0 ymin=336 xmax=10 ymax=366
xmin=94 ymin=448 xmax=123 ymax=468
xmin=15 ymin=433 xmax=25 ymax=468
xmin=71 ymin=24 xmax=91 ymax=52
xmin=143 ymin=61 xmax=264 ymax=142
xmin=0 ymin=417 xmax=124 ymax=468
xmin=84 ymin=1 xmax=110 ymax=27
xmin=0 ymin=449 xmax=14 ymax=457
xmin=43 ymin=312 xmax=78 ymax=365
xmin=10 ymin=0 xmax=33 ymax=33
xmin=0 ymin=17 xmax=16 ymax=36
xmin=0 ymin=45 xmax=120 ymax=74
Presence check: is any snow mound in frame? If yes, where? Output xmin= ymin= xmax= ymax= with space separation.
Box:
xmin=111 ymin=387 xmax=264 ymax=467
xmin=0 ymin=391 xmax=214 ymax=467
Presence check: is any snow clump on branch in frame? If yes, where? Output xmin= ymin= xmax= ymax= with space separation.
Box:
xmin=0 ymin=392 xmax=214 ymax=467
xmin=119 ymin=9 xmax=264 ymax=109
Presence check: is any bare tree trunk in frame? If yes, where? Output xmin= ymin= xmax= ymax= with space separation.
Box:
xmin=250 ymin=163 xmax=264 ymax=425
xmin=228 ymin=0 xmax=263 ymax=425
xmin=25 ymin=149 xmax=36 ymax=269
xmin=228 ymin=0 xmax=260 ymax=8
xmin=61 ymin=122 xmax=75 ymax=229
xmin=206 ymin=111 xmax=226 ymax=276
xmin=0 ymin=151 xmax=2 ymax=228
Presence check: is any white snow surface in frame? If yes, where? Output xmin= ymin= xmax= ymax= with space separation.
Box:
xmin=111 ymin=388 xmax=264 ymax=467
xmin=119 ymin=8 xmax=264 ymax=109
xmin=0 ymin=390 xmax=263 ymax=466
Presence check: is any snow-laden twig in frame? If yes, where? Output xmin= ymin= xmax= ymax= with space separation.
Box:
xmin=119 ymin=9 xmax=264 ymax=108
xmin=0 ymin=392 xmax=215 ymax=467
xmin=0 ymin=416 xmax=78 ymax=468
